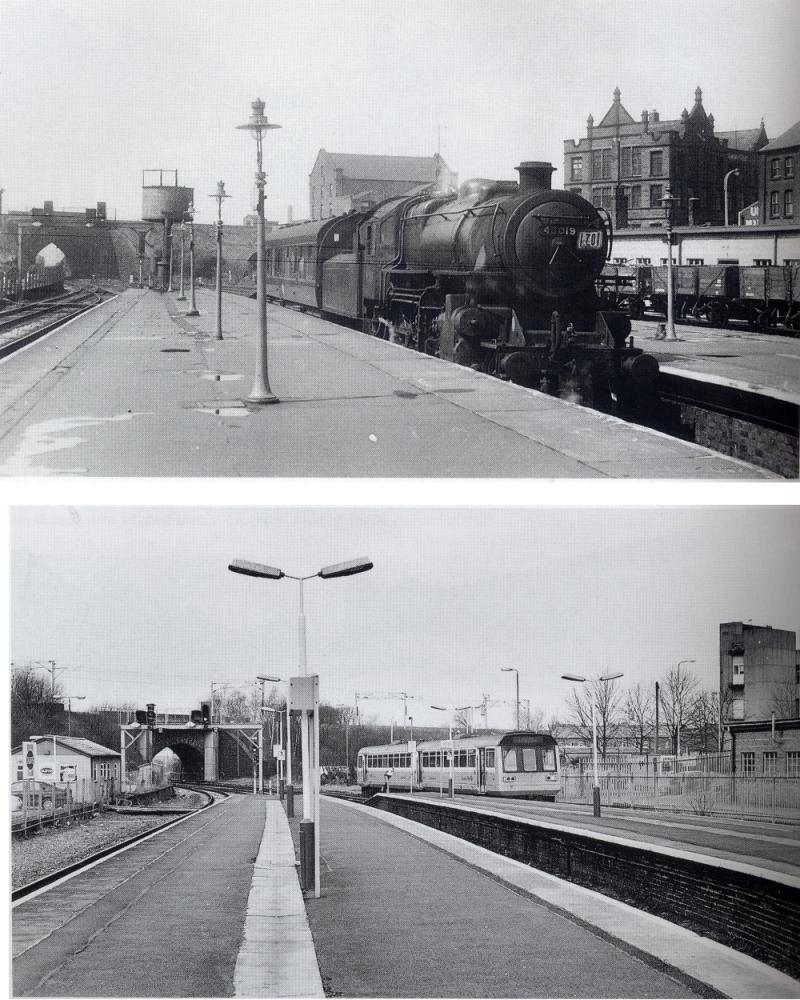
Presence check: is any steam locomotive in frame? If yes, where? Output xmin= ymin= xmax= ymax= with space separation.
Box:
xmin=262 ymin=162 xmax=659 ymax=412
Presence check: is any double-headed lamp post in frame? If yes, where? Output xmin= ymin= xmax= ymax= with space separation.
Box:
xmin=430 ymin=704 xmax=470 ymax=798
xmin=724 ymin=169 xmax=740 ymax=227
xmin=209 ymin=181 xmax=231 ymax=340
xmin=675 ymin=658 xmax=696 ymax=756
xmin=236 ymin=98 xmax=281 ymax=404
xmin=63 ymin=695 xmax=85 ymax=737
xmin=501 ymin=667 xmax=520 ymax=729
xmin=561 ymin=672 xmax=623 ymax=817
xmin=228 ymin=555 xmax=373 ymax=898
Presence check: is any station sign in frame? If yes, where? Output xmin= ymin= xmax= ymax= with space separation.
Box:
xmin=273 ymin=747 xmax=285 ymax=761
xmin=22 ymin=741 xmax=36 ymax=777
xmin=289 ymin=674 xmax=319 ymax=712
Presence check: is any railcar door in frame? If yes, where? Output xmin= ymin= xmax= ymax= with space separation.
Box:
xmin=478 ymin=748 xmax=487 ymax=793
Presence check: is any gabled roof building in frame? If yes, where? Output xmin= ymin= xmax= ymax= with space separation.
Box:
xmin=309 ymin=150 xmax=457 ymax=221
xmin=760 ymin=119 xmax=799 ymax=225
xmin=563 ymin=87 xmax=768 ymax=228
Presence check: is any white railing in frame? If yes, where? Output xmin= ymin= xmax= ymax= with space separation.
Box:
xmin=11 ymin=778 xmax=115 ymax=830
xmin=560 ymin=773 xmax=800 ymax=820
xmin=119 ymin=763 xmax=170 ymax=797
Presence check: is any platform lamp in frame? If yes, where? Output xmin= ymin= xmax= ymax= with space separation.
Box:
xmin=256 ymin=673 xmax=283 ymax=795
xmin=430 ymin=705 xmax=471 ymax=798
xmin=661 ymin=190 xmax=678 ymax=341
xmin=236 ymin=98 xmax=281 ymax=404
xmin=228 ymin=555 xmax=373 ymax=898
xmin=561 ymin=672 xmax=623 ymax=817
xmin=63 ymin=695 xmax=85 ymax=737
xmin=209 ymin=181 xmax=231 ymax=340
xmin=185 ymin=203 xmax=199 ymax=318
xmin=501 ymin=667 xmax=520 ymax=730
xmin=176 ymin=216 xmax=187 ymax=301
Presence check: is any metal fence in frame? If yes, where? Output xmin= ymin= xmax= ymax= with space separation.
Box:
xmin=118 ymin=763 xmax=169 ymax=797
xmin=10 ymin=778 xmax=115 ymax=833
xmin=560 ymin=772 xmax=800 ymax=821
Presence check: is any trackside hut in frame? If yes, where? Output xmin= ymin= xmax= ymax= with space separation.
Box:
xmin=10 ymin=735 xmax=121 ymax=784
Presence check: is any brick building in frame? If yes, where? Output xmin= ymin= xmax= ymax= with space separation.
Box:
xmin=725 ymin=718 xmax=800 ymax=777
xmin=719 ymin=621 xmax=800 ymax=723
xmin=563 ymin=87 xmax=767 ymax=228
xmin=760 ymin=119 xmax=799 ymax=225
xmin=308 ymin=150 xmax=456 ymax=221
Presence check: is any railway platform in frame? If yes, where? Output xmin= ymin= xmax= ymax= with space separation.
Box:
xmin=0 ymin=287 xmax=780 ymax=478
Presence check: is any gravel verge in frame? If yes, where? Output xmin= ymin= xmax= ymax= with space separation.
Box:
xmin=11 ymin=811 xmax=173 ymax=889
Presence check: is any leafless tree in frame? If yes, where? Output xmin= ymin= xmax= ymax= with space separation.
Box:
xmin=771 ymin=681 xmax=799 ymax=720
xmin=10 ymin=664 xmax=64 ymax=748
xmin=686 ymin=690 xmax=719 ymax=752
xmin=564 ymin=678 xmax=624 ymax=758
xmin=625 ymin=682 xmax=654 ymax=752
xmin=658 ymin=662 xmax=699 ymax=755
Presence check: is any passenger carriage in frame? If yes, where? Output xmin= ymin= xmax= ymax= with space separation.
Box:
xmin=357 ymin=731 xmax=560 ymax=801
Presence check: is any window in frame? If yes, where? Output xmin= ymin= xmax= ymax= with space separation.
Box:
xmin=731 ymin=698 xmax=744 ymax=719
xmin=784 ymin=189 xmax=793 ymax=218
xmin=770 ymin=191 xmax=780 ymax=219
xmin=650 ymin=150 xmax=664 ymax=176
xmin=788 ymin=752 xmax=800 ymax=778
xmin=485 ymin=748 xmax=495 ymax=767
xmin=786 ymin=156 xmax=795 ymax=179
xmin=635 ymin=257 xmax=652 ymax=265
xmin=542 ymin=748 xmax=557 ymax=772
xmin=570 ymin=156 xmax=583 ymax=182
xmin=754 ymin=258 xmax=771 ymax=266
xmin=741 ymin=751 xmax=755 ymax=776
xmin=628 ymin=185 xmax=641 ymax=209
xmin=687 ymin=258 xmax=705 ymax=265
xmin=732 ymin=658 xmax=745 ymax=685
xmin=770 ymin=158 xmax=781 ymax=180
xmin=502 ymin=748 xmax=518 ymax=772
xmin=622 ymin=147 xmax=642 ymax=177
xmin=592 ymin=186 xmax=613 ymax=209
xmin=366 ymin=225 xmax=375 ymax=256
xmin=591 ymin=149 xmax=612 ymax=179
xmin=649 ymin=184 xmax=663 ymax=209
xmin=764 ymin=752 xmax=778 ymax=776
xmin=521 ymin=748 xmax=538 ymax=771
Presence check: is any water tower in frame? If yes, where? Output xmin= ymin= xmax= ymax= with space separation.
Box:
xmin=141 ymin=170 xmax=194 ymax=291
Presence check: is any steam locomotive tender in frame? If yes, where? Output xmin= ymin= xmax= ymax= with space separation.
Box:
xmin=263 ymin=161 xmax=659 ymax=412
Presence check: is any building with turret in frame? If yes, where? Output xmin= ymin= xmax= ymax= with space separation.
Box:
xmin=564 ymin=87 xmax=767 ymax=228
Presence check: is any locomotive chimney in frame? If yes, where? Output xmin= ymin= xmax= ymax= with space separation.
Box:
xmin=515 ymin=161 xmax=555 ymax=195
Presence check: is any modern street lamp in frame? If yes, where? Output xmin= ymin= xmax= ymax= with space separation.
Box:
xmin=724 ymin=168 xmax=740 ymax=227
xmin=501 ymin=668 xmax=520 ymax=729
xmin=430 ymin=704 xmax=470 ymax=798
xmin=257 ymin=674 xmax=284 ymax=796
xmin=63 ymin=695 xmax=85 ymax=737
xmin=16 ymin=222 xmax=43 ymax=304
xmin=228 ymin=555 xmax=373 ymax=897
xmin=185 ymin=205 xmax=199 ymax=317
xmin=209 ymin=181 xmax=231 ymax=341
xmin=561 ymin=672 xmax=623 ymax=817
xmin=236 ymin=98 xmax=281 ymax=404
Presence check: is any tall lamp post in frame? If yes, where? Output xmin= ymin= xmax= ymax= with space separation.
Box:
xmin=561 ymin=672 xmax=623 ymax=817
xmin=63 ymin=695 xmax=85 ymax=737
xmin=675 ymin=658 xmax=696 ymax=756
xmin=236 ymin=98 xmax=281 ymax=404
xmin=256 ymin=673 xmax=282 ymax=795
xmin=228 ymin=555 xmax=373 ymax=898
xmin=185 ymin=205 xmax=199 ymax=318
xmin=501 ymin=667 xmax=520 ymax=729
xmin=176 ymin=218 xmax=187 ymax=301
xmin=724 ymin=168 xmax=740 ymax=227
xmin=662 ymin=190 xmax=678 ymax=341
xmin=209 ymin=181 xmax=231 ymax=340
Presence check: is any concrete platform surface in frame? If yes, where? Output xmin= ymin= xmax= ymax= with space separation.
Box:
xmin=309 ymin=796 xmax=800 ymax=998
xmin=0 ymin=288 xmax=777 ymax=477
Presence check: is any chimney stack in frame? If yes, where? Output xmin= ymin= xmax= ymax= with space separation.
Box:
xmin=515 ymin=161 xmax=555 ymax=195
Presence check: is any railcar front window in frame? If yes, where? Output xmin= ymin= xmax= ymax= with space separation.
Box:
xmin=502 ymin=749 xmax=518 ymax=772
xmin=521 ymin=748 xmax=538 ymax=771
xmin=542 ymin=748 xmax=557 ymax=771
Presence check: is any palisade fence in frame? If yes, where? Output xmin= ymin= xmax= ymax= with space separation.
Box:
xmin=119 ymin=762 xmax=169 ymax=797
xmin=560 ymin=769 xmax=800 ymax=821
xmin=10 ymin=777 xmax=115 ymax=833
xmin=1 ymin=263 xmax=65 ymax=301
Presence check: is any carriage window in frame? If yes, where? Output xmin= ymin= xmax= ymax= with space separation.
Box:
xmin=521 ymin=748 xmax=538 ymax=771
xmin=468 ymin=750 xmax=476 ymax=766
xmin=542 ymin=748 xmax=557 ymax=771
xmin=502 ymin=748 xmax=518 ymax=772
xmin=485 ymin=749 xmax=495 ymax=767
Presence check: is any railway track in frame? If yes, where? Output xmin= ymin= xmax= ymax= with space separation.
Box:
xmin=0 ymin=285 xmax=114 ymax=359
xmin=12 ymin=785 xmax=220 ymax=903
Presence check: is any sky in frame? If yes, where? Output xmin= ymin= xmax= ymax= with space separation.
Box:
xmin=9 ymin=506 xmax=800 ymax=729
xmin=2 ymin=0 xmax=799 ymax=226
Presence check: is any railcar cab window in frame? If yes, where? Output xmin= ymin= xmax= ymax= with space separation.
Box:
xmin=542 ymin=747 xmax=557 ymax=771
xmin=366 ymin=224 xmax=375 ymax=256
xmin=502 ymin=748 xmax=518 ymax=772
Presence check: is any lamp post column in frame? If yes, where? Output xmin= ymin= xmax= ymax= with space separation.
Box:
xmin=590 ymin=695 xmax=600 ymax=817
xmin=186 ymin=217 xmax=199 ymax=317
xmin=724 ymin=168 xmax=740 ymax=227
xmin=17 ymin=225 xmax=23 ymax=304
xmin=663 ymin=191 xmax=678 ymax=341
xmin=209 ymin=181 xmax=230 ymax=341
xmin=177 ymin=223 xmax=186 ymax=301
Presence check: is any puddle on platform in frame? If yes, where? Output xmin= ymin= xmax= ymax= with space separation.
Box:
xmin=198 ymin=372 xmax=243 ymax=382
xmin=0 ymin=412 xmax=141 ymax=476
xmin=161 ymin=348 xmax=191 ymax=353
